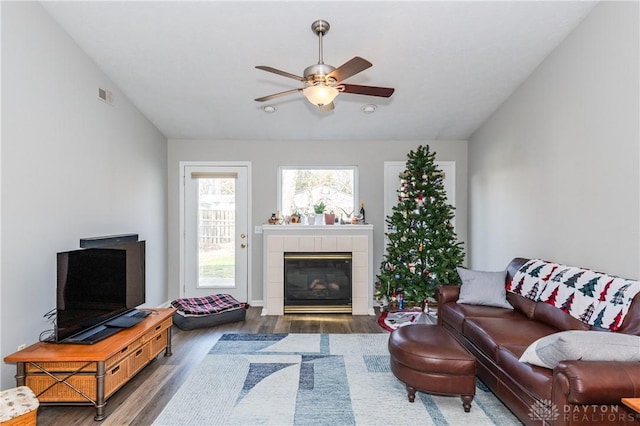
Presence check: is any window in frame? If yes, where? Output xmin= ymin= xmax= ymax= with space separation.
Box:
xmin=278 ymin=166 xmax=358 ymax=218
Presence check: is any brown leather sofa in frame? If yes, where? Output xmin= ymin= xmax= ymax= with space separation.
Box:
xmin=437 ymin=257 xmax=640 ymax=426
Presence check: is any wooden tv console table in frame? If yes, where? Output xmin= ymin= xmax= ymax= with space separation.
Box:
xmin=4 ymin=308 xmax=175 ymax=421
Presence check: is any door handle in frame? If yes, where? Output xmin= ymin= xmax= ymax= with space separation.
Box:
xmin=240 ymin=243 xmax=247 ymax=249
xmin=240 ymin=233 xmax=246 ymax=239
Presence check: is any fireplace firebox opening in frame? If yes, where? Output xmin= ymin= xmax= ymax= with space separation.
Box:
xmin=284 ymin=252 xmax=352 ymax=314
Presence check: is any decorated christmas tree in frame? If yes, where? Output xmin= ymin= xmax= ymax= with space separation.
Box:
xmin=376 ymin=145 xmax=465 ymax=307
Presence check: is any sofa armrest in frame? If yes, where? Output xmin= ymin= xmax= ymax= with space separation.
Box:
xmin=436 ymin=285 xmax=460 ymax=305
xmin=553 ymin=361 xmax=640 ymax=406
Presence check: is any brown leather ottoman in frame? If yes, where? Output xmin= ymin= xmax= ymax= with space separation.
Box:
xmin=388 ymin=324 xmax=476 ymax=412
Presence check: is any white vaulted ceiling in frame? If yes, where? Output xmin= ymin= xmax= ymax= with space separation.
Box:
xmin=41 ymin=1 xmax=597 ymax=141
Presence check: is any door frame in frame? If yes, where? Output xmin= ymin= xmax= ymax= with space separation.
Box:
xmin=178 ymin=161 xmax=252 ymax=301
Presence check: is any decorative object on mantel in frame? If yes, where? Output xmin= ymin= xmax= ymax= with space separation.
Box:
xmin=324 ymin=211 xmax=336 ymax=225
xmin=313 ymin=201 xmax=326 ymax=225
xmin=268 ymin=212 xmax=283 ymax=225
xmin=290 ymin=211 xmax=302 ymax=224
xmin=338 ymin=207 xmax=355 ymax=224
xmin=376 ymin=145 xmax=465 ymax=308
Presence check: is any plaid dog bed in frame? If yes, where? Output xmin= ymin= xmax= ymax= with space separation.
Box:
xmin=171 ymin=294 xmax=247 ymax=317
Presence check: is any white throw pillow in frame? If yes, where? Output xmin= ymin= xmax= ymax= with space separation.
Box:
xmin=456 ymin=267 xmax=512 ymax=309
xmin=519 ymin=330 xmax=640 ymax=369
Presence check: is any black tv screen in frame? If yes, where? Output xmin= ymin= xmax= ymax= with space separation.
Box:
xmin=55 ymin=241 xmax=145 ymax=343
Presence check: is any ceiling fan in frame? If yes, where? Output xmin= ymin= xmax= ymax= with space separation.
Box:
xmin=255 ymin=20 xmax=395 ymax=112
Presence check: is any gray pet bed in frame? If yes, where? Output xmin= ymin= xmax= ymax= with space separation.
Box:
xmin=170 ymin=294 xmax=247 ymax=331
xmin=172 ymin=307 xmax=246 ymax=330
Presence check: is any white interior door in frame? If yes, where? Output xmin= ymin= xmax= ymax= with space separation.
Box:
xmin=183 ymin=164 xmax=249 ymax=302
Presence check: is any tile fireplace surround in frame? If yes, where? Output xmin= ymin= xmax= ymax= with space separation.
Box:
xmin=262 ymin=224 xmax=375 ymax=316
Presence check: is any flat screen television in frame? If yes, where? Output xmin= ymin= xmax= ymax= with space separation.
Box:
xmin=54 ymin=240 xmax=146 ymax=343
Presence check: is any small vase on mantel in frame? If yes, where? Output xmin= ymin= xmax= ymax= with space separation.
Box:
xmin=324 ymin=213 xmax=336 ymax=226
xmin=315 ymin=214 xmax=325 ymax=225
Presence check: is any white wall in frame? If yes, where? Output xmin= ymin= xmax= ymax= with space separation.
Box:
xmin=469 ymin=2 xmax=639 ymax=278
xmin=1 ymin=2 xmax=168 ymax=389
xmin=167 ymin=139 xmax=468 ymax=304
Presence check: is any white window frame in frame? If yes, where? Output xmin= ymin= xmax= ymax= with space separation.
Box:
xmin=277 ymin=165 xmax=359 ymax=217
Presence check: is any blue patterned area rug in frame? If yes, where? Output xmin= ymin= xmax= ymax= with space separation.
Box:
xmin=152 ymin=333 xmax=521 ymax=425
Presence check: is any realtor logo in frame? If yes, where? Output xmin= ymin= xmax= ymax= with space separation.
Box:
xmin=529 ymin=399 xmax=560 ymax=422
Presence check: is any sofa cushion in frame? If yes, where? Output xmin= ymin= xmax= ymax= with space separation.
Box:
xmin=532 ymin=301 xmax=590 ymax=332
xmin=519 ymin=330 xmax=640 ymax=369
xmin=507 ymin=259 xmax=558 ymax=301
xmin=440 ymin=302 xmax=526 ymax=334
xmin=463 ymin=317 xmax=555 ymax=362
xmin=497 ymin=344 xmax=553 ymax=402
xmin=506 ymin=292 xmax=537 ymax=319
xmin=456 ymin=267 xmax=512 ymax=309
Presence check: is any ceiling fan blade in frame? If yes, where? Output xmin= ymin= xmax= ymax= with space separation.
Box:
xmin=327 ymin=57 xmax=372 ymax=82
xmin=318 ymin=102 xmax=335 ymax=112
xmin=256 ymin=66 xmax=306 ymax=82
xmin=341 ymin=84 xmax=395 ymax=98
xmin=255 ymin=88 xmax=302 ymax=102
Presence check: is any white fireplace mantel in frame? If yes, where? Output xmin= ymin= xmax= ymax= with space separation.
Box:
xmin=262 ymin=224 xmax=374 ymax=316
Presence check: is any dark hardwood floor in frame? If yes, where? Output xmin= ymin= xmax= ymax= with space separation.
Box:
xmin=35 ymin=307 xmax=386 ymax=425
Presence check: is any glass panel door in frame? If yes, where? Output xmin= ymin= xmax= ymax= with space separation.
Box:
xmin=184 ymin=165 xmax=249 ymax=301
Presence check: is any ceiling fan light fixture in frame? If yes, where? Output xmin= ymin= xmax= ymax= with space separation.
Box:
xmin=302 ymin=84 xmax=339 ymax=106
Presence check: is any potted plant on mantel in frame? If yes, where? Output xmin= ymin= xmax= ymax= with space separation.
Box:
xmin=324 ymin=210 xmax=336 ymax=226
xmin=313 ymin=202 xmax=326 ymax=225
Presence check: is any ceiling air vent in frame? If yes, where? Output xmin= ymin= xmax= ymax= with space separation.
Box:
xmin=98 ymin=87 xmax=113 ymax=105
